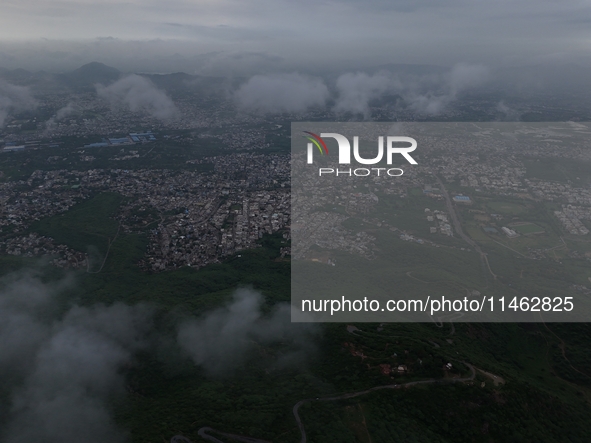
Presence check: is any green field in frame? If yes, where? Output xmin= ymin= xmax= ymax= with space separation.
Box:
xmin=485 ymin=200 xmax=529 ymax=216
xmin=30 ymin=192 xmax=124 ymax=271
xmin=510 ymin=222 xmax=546 ymax=235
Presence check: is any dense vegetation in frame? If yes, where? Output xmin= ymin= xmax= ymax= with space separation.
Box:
xmin=0 ymin=165 xmax=590 ymax=441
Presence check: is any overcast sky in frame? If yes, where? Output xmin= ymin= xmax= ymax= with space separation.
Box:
xmin=0 ymin=0 xmax=590 ymax=73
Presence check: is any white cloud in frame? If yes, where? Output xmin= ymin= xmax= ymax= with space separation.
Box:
xmin=0 ymin=79 xmax=36 ymax=127
xmin=96 ymin=74 xmax=177 ymax=120
xmin=404 ymin=63 xmax=490 ymax=115
xmin=177 ymin=288 xmax=318 ymax=375
xmin=333 ymin=71 xmax=399 ymax=118
xmin=235 ymin=73 xmax=329 ymax=114
xmin=0 ymin=274 xmax=152 ymax=443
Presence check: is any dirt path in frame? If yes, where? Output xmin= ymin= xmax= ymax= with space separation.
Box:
xmin=476 ymin=368 xmax=505 ymax=386
xmin=541 ymin=319 xmax=591 ymax=380
xmin=86 ymin=220 xmax=122 ymax=274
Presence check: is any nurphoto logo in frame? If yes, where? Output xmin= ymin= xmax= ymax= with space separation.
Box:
xmin=304 ymin=131 xmax=417 ymax=177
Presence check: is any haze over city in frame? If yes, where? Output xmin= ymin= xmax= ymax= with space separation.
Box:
xmin=1 ymin=0 xmax=590 ymax=74
xmin=1 ymin=1 xmax=591 ymax=443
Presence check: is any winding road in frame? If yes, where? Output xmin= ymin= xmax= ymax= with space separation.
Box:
xmin=173 ymin=363 xmax=476 ymax=443
xmin=172 ymin=428 xmax=272 ymax=443
xmin=292 ymin=362 xmax=476 ymax=443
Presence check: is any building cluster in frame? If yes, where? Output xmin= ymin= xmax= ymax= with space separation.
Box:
xmin=0 ymin=152 xmax=291 ymax=271
xmin=3 ymin=118 xmax=591 ymax=274
xmin=83 ymin=132 xmax=156 ymax=148
xmin=0 ymin=232 xmax=87 ymax=269
xmin=0 ymin=170 xmax=82 ymax=233
xmin=527 ymin=179 xmax=591 ymax=205
xmin=200 ymin=129 xmax=271 ymax=151
xmin=422 ymin=133 xmax=591 ymax=203
xmin=425 ymin=208 xmax=453 ymax=236
xmin=422 ymin=135 xmax=591 ymax=236
xmin=554 ymin=205 xmax=591 ymax=235
xmin=1 ymin=89 xmax=273 ymax=146
xmin=291 ymin=211 xmax=376 ymax=260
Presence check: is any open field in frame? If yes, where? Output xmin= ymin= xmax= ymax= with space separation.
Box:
xmin=510 ymin=222 xmax=546 ymax=235
xmin=30 ymin=192 xmax=123 ymax=270
xmin=485 ymin=200 xmax=530 ymax=216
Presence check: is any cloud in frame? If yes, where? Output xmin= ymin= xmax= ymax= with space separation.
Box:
xmin=0 ymin=273 xmax=153 ymax=443
xmin=403 ymin=63 xmax=490 ymax=115
xmin=330 ymin=64 xmax=489 ymax=118
xmin=96 ymin=74 xmax=178 ymax=120
xmin=496 ymin=100 xmax=520 ymax=121
xmin=0 ymin=274 xmax=57 ymax=380
xmin=55 ymin=102 xmax=78 ymax=120
xmin=45 ymin=102 xmax=79 ymax=128
xmin=0 ymin=274 xmax=320 ymax=440
xmin=177 ymin=288 xmax=318 ymax=376
xmin=333 ymin=71 xmax=400 ymax=118
xmin=405 ymin=90 xmax=450 ymax=115
xmin=193 ymin=51 xmax=285 ymax=77
xmin=234 ymin=73 xmax=329 ymax=114
xmin=448 ymin=62 xmax=489 ymax=94
xmin=0 ymin=79 xmax=36 ymax=127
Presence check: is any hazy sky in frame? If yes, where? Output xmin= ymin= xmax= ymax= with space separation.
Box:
xmin=0 ymin=0 xmax=590 ymax=72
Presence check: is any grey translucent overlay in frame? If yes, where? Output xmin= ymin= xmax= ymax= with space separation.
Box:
xmin=291 ymin=122 xmax=591 ymax=322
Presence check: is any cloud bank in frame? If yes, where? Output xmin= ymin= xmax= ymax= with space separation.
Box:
xmin=45 ymin=102 xmax=79 ymax=128
xmin=404 ymin=63 xmax=490 ymax=115
xmin=234 ymin=73 xmax=329 ymax=114
xmin=333 ymin=71 xmax=400 ymax=118
xmin=329 ymin=63 xmax=490 ymax=118
xmin=0 ymin=274 xmax=318 ymax=440
xmin=177 ymin=288 xmax=318 ymax=375
xmin=0 ymin=273 xmax=152 ymax=443
xmin=0 ymin=80 xmax=36 ymax=127
xmin=233 ymin=63 xmax=490 ymax=118
xmin=96 ymin=74 xmax=178 ymax=120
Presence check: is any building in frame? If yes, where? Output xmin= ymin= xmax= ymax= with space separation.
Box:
xmin=453 ymin=195 xmax=471 ymax=203
xmin=501 ymin=226 xmax=519 ymax=238
xmin=83 ymin=142 xmax=109 ymax=148
xmin=129 ymin=131 xmax=156 ymax=142
xmin=2 ymin=145 xmax=25 ymax=152
xmin=108 ymin=137 xmax=133 ymax=145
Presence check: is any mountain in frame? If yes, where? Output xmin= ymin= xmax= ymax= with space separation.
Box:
xmin=142 ymin=71 xmax=232 ymax=97
xmin=57 ymin=62 xmax=121 ymax=89
xmin=0 ymin=68 xmax=35 ymax=84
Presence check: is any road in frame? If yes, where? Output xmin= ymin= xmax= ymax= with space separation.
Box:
xmin=173 ymin=363 xmax=476 ymax=443
xmin=197 ymin=427 xmax=272 ymax=443
xmin=435 ymin=175 xmax=497 ymax=280
xmin=293 ymin=362 xmax=476 ymax=443
xmin=172 ymin=428 xmax=272 ymax=443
